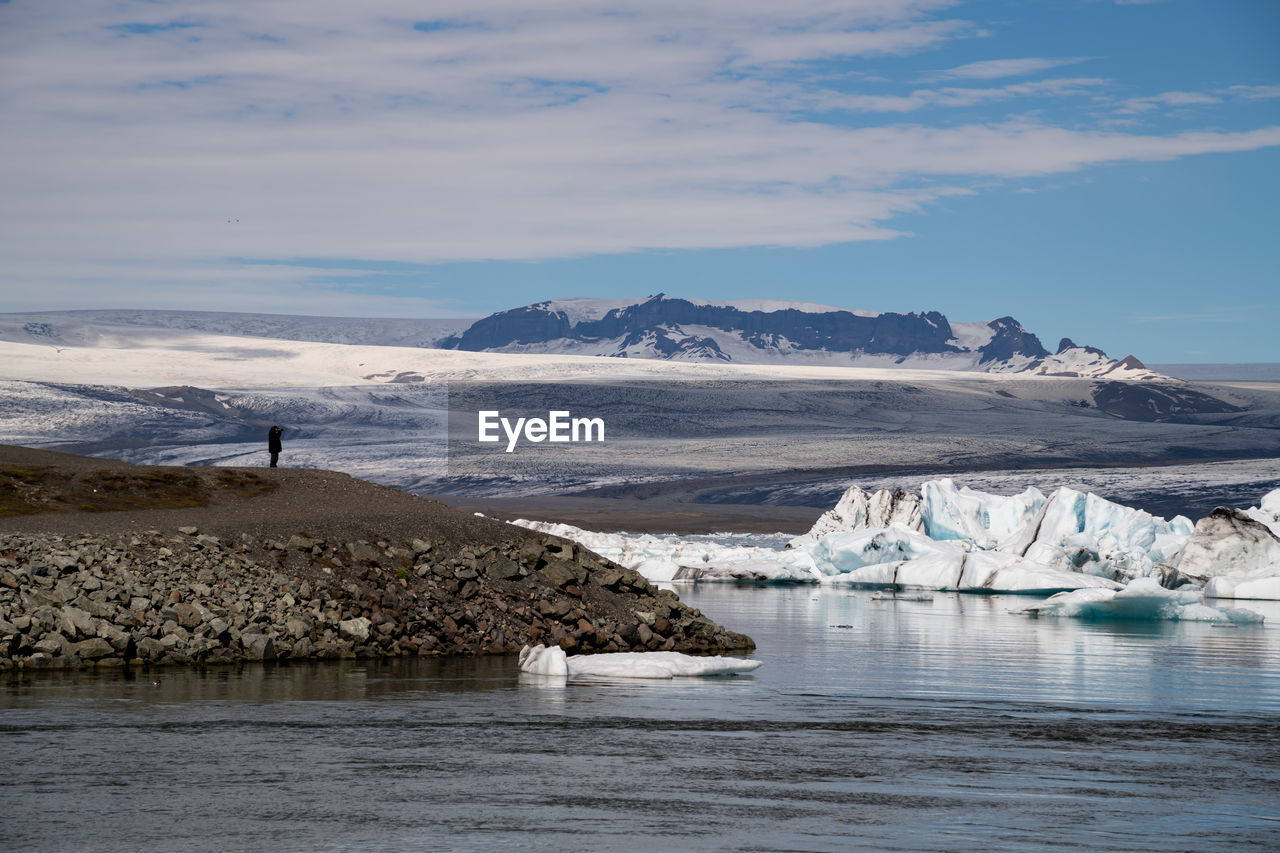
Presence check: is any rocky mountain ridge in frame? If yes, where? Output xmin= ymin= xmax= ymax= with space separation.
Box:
xmin=442 ymin=294 xmax=1163 ymax=379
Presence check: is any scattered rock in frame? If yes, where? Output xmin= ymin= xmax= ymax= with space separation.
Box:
xmin=338 ymin=617 xmax=372 ymax=643
xmin=0 ymin=528 xmax=753 ymax=671
xmin=241 ymin=634 xmax=276 ymax=662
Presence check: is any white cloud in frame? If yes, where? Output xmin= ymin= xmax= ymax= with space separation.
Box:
xmin=1 ymin=1 xmax=1277 ymax=311
xmin=1224 ymin=84 xmax=1280 ymax=101
xmin=929 ymin=56 xmax=1094 ymax=81
xmin=816 ymin=77 xmax=1108 ymax=112
xmin=1115 ymin=90 xmax=1223 ymax=114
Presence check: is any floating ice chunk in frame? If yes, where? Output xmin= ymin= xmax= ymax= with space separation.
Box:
xmin=823 ymin=559 xmax=906 ymax=587
xmin=822 ymin=556 xmax=962 ymax=589
xmin=509 ymin=519 xmax=803 ymax=583
xmin=632 ymin=556 xmax=684 ymax=583
xmin=894 ymin=551 xmax=966 ymax=588
xmin=816 ymin=547 xmax=1118 ymax=594
xmin=1205 ymin=573 xmax=1280 ymax=601
xmin=518 ymin=642 xmax=569 ymax=676
xmin=513 ymin=479 xmax=1268 ymax=598
xmin=673 ymin=557 xmax=818 ymax=583
xmin=1035 ymin=487 xmax=1194 ymax=554
xmin=1175 ymin=507 xmax=1280 ymax=587
xmin=789 ymin=485 xmax=922 ymax=548
xmin=1019 ymin=577 xmax=1264 ymax=623
xmin=1026 ymin=487 xmax=1193 ymax=580
xmin=872 ymin=590 xmax=935 ymax=601
xmin=811 ymin=524 xmax=961 ymax=576
xmin=1244 ymin=488 xmax=1280 ymax=537
xmin=958 ymin=550 xmax=1122 ymax=594
xmin=901 ymin=478 xmax=1192 ymax=583
xmin=518 ymin=644 xmax=763 ymax=679
xmin=921 ymin=479 xmax=1047 ymax=551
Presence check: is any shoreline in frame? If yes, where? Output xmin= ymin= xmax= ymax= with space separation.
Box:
xmin=0 ymin=445 xmax=755 ymax=670
xmin=0 ymin=527 xmax=754 ymax=671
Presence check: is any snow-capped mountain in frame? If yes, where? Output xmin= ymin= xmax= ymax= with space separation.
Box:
xmin=442 ymin=295 xmax=1162 ymax=379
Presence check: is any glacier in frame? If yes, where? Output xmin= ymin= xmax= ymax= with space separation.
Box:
xmin=518 ymin=644 xmax=763 ymax=679
xmin=513 ymin=481 xmax=1280 ymax=601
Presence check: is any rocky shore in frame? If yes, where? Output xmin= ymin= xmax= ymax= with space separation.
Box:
xmin=0 ymin=527 xmax=753 ymax=669
xmin=0 ymin=445 xmax=754 ymax=670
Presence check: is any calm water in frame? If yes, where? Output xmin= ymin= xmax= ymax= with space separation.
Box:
xmin=3 ymin=587 xmax=1279 ymax=852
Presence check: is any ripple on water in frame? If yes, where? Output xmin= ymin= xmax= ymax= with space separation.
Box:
xmin=2 ymin=586 xmax=1279 ymax=852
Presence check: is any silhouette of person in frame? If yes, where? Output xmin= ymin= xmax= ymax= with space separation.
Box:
xmin=268 ymin=425 xmax=283 ymax=468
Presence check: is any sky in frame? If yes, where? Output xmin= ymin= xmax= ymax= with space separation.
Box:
xmin=1 ymin=0 xmax=1277 ymax=362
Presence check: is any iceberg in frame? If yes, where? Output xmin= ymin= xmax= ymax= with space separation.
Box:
xmin=810 ymin=524 xmax=959 ymax=575
xmin=788 ymin=485 xmax=922 ymax=548
xmin=822 ymin=554 xmax=961 ymax=590
xmin=1175 ymin=504 xmax=1280 ymax=600
xmin=1204 ymin=572 xmax=1280 ymax=601
xmin=1019 ymin=577 xmax=1264 ymax=624
xmin=1245 ymin=488 xmax=1280 ymax=537
xmin=920 ymin=479 xmax=1046 ymax=551
xmin=815 ymin=549 xmax=1121 ymax=594
xmin=1023 ymin=487 xmax=1193 ymax=581
xmin=513 ymin=483 xmax=1280 ymax=599
xmin=1175 ymin=507 xmax=1280 ymax=581
xmin=510 ymin=519 xmax=806 ymax=583
xmin=672 ymin=556 xmax=818 ymax=583
xmin=957 ymin=551 xmax=1122 ymax=594
xmin=518 ymin=644 xmax=763 ymax=679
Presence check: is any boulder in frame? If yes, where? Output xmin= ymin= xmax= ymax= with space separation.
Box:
xmin=484 ymin=559 xmax=521 ymax=580
xmin=135 ymin=637 xmax=166 ymax=661
xmin=52 ymin=554 xmax=80 ymax=574
xmin=170 ymin=602 xmax=203 ymax=630
xmin=241 ymin=634 xmax=277 ymax=661
xmin=346 ymin=542 xmax=381 ymax=563
xmin=72 ymin=638 xmax=115 ymax=660
xmin=539 ymin=561 xmax=579 ymax=588
xmin=59 ymin=605 xmax=95 ymax=638
xmin=33 ymin=634 xmax=67 ymax=656
xmin=338 ymin=617 xmax=372 ymax=643
xmin=96 ymin=622 xmax=132 ymax=651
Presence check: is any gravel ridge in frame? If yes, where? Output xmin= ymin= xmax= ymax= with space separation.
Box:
xmin=0 ymin=446 xmax=755 ymax=669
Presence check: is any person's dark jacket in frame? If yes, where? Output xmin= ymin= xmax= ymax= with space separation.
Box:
xmin=268 ymin=426 xmax=283 ymax=453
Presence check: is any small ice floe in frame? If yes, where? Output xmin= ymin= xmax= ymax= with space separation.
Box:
xmin=1018 ymin=577 xmax=1264 ymax=624
xmin=518 ymin=644 xmax=762 ymax=679
xmin=871 ymin=590 xmax=934 ymax=602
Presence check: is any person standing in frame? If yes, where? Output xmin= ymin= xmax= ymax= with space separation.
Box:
xmin=268 ymin=425 xmax=283 ymax=468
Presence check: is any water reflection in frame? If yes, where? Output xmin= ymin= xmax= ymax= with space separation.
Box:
xmin=679 ymin=586 xmax=1280 ymax=712
xmin=2 ymin=586 xmax=1278 ymax=853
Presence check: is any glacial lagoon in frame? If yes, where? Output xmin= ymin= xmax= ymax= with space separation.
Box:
xmin=3 ymin=585 xmax=1278 ymax=852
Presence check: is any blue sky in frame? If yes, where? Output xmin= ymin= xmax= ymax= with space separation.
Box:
xmin=1 ymin=0 xmax=1277 ymax=362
